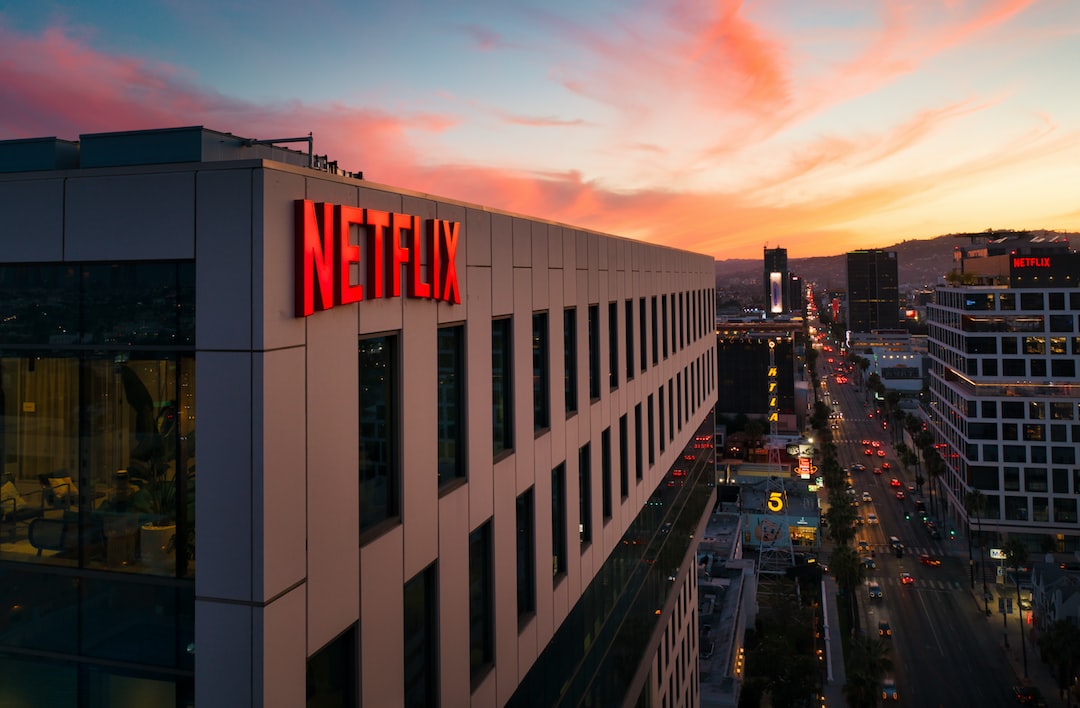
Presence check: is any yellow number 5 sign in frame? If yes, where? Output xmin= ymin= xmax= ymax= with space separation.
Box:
xmin=768 ymin=491 xmax=784 ymax=512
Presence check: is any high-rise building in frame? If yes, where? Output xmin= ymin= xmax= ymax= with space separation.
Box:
xmin=763 ymin=247 xmax=789 ymax=315
xmin=0 ymin=126 xmax=719 ymax=707
xmin=846 ymin=249 xmax=899 ymax=333
xmin=925 ymin=233 xmax=1080 ymax=550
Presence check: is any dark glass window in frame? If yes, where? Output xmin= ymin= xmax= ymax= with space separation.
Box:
xmin=1049 ymin=315 xmax=1074 ymax=332
xmin=601 ymin=429 xmax=612 ymax=521
xmin=634 ymin=403 xmax=644 ymax=481
xmin=648 ymin=395 xmax=656 ymax=465
xmin=639 ymin=297 xmax=647 ymax=373
xmin=588 ymin=305 xmax=600 ymax=400
xmin=651 ymin=296 xmax=659 ymax=365
xmin=625 ymin=300 xmax=635 ymax=381
xmin=662 ymin=295 xmax=669 ymax=359
xmin=659 ymin=386 xmax=666 ymax=453
xmin=1052 ymin=359 xmax=1076 ymax=378
xmin=1003 ymin=359 xmax=1026 ymax=376
xmin=619 ymin=414 xmax=629 ymax=500
xmin=516 ymin=488 xmax=536 ymax=620
xmin=403 ymin=568 xmax=436 ymax=708
xmin=579 ymin=444 xmax=592 ymax=545
xmin=533 ymin=313 xmax=549 ymax=432
xmin=551 ymin=464 xmax=567 ymax=578
xmin=438 ymin=325 xmax=466 ymax=487
xmin=360 ymin=334 xmax=399 ymax=533
xmin=1020 ymin=292 xmax=1044 ymax=310
xmin=469 ymin=520 xmax=494 ymax=685
xmin=564 ymin=308 xmax=577 ymax=415
xmin=608 ymin=302 xmax=618 ymax=390
xmin=492 ymin=318 xmax=513 ymax=455
xmin=668 ymin=378 xmax=675 ymax=442
xmin=982 ymin=358 xmax=998 ymax=376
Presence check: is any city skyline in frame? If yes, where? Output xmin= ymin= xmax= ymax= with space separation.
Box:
xmin=2 ymin=0 xmax=1079 ymax=259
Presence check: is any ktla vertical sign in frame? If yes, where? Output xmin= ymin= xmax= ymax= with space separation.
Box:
xmin=295 ymin=199 xmax=461 ymax=317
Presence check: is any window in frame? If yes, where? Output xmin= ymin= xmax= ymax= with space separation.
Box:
xmin=635 ymin=404 xmax=644 ymax=481
xmin=516 ymin=488 xmax=536 ymax=620
xmin=651 ymin=296 xmax=659 ymax=365
xmin=605 ymin=302 xmax=618 ymax=391
xmin=438 ymin=325 xmax=466 ymax=488
xmin=659 ymin=386 xmax=666 ymax=453
xmin=648 ymin=396 xmax=656 ymax=465
xmin=619 ymin=414 xmax=630 ymax=500
xmin=492 ymin=318 xmax=513 ymax=455
xmin=308 ymin=625 xmax=358 ymax=708
xmin=601 ymin=429 xmax=612 ymax=521
xmin=588 ymin=304 xmax=600 ymax=400
xmin=533 ymin=313 xmax=549 ymax=432
xmin=564 ymin=309 xmax=578 ymax=414
xmin=404 ymin=567 xmax=437 ymax=708
xmin=469 ymin=520 xmax=494 ymax=685
xmin=1020 ymin=292 xmax=1044 ymax=310
xmin=626 ymin=300 xmax=635 ymax=380
xmin=662 ymin=295 xmax=669 ymax=359
xmin=579 ymin=444 xmax=592 ymax=545
xmin=639 ymin=297 xmax=647 ymax=373
xmin=668 ymin=378 xmax=675 ymax=442
xmin=360 ymin=334 xmax=399 ymax=533
xmin=552 ymin=464 xmax=567 ymax=578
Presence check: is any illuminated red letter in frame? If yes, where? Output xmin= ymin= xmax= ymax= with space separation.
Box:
xmin=409 ymin=216 xmax=432 ymax=299
xmin=295 ymin=200 xmax=334 ymax=317
xmin=441 ymin=220 xmax=461 ymax=304
xmin=337 ymin=205 xmax=365 ymax=305
xmin=365 ymin=209 xmax=389 ymax=299
xmin=389 ymin=212 xmax=412 ymax=298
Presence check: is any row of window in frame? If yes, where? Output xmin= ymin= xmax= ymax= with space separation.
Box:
xmin=939 ymin=289 xmax=1080 ymax=312
xmin=970 ymin=466 xmax=1080 ymax=496
xmin=361 ymin=298 xmax=716 ymax=535
xmin=965 ymin=399 xmax=1077 ymax=421
xmin=971 ymin=494 xmax=1080 ymax=524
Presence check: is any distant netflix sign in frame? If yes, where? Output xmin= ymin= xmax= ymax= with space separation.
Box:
xmin=295 ymin=200 xmax=461 ymax=317
xmin=1012 ymin=256 xmax=1051 ymax=268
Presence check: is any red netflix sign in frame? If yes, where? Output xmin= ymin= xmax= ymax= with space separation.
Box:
xmin=295 ymin=199 xmax=461 ymax=317
xmin=1012 ymin=256 xmax=1051 ymax=268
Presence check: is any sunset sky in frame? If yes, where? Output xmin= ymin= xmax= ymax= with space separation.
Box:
xmin=2 ymin=1 xmax=1078 ymax=260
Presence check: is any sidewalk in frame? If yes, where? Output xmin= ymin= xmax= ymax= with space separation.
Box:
xmin=821 ymin=574 xmax=848 ymax=707
xmin=966 ymin=582 xmax=1067 ymax=706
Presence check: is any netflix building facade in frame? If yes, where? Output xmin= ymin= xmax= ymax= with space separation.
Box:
xmin=0 ymin=127 xmax=718 ymax=707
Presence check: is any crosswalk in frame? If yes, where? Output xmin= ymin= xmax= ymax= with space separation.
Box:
xmin=867 ymin=575 xmax=963 ymax=592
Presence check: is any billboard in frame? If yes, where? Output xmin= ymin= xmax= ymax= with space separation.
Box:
xmin=770 ymin=272 xmax=784 ymax=313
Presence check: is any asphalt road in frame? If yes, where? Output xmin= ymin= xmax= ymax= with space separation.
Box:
xmin=821 ymin=356 xmax=1031 ymax=706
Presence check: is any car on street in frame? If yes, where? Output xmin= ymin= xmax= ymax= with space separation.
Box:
xmin=919 ymin=554 xmax=942 ymax=566
xmin=877 ymin=449 xmax=886 ymax=457
xmin=864 ymin=448 xmax=873 ymax=456
xmin=858 ymin=540 xmax=870 ymax=553
xmin=878 ymin=620 xmax=892 ymax=637
xmin=890 ymin=477 xmax=902 ymax=487
xmin=862 ymin=491 xmax=873 ymax=502
xmin=881 ymin=461 xmax=891 ymax=470
xmin=873 ymin=467 xmax=882 ymax=475
xmin=867 ymin=513 xmax=879 ymax=524
xmin=882 ymin=678 xmax=898 ymax=701
xmin=895 ymin=490 xmax=905 ymax=500
xmin=1013 ymin=684 xmax=1045 ymax=705
xmin=861 ymin=556 xmax=876 ymax=569
xmin=851 ymin=464 xmax=867 ymax=473
xmin=900 ymin=572 xmax=914 ymax=585
xmin=868 ymin=583 xmax=883 ymax=599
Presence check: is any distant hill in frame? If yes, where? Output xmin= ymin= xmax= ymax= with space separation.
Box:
xmin=716 ymin=231 xmax=1080 ymax=291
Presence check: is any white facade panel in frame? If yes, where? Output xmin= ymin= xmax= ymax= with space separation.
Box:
xmin=196 ymin=168 xmax=254 ymax=351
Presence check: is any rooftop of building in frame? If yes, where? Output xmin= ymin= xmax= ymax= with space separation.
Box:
xmin=0 ymin=125 xmax=362 ymax=178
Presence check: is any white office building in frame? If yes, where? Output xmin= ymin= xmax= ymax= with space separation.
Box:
xmin=0 ymin=126 xmax=718 ymax=707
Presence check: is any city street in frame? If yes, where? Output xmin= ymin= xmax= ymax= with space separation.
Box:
xmin=818 ymin=345 xmax=1062 ymax=706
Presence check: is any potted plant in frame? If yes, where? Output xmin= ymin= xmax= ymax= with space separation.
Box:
xmin=120 ymin=364 xmax=180 ymax=572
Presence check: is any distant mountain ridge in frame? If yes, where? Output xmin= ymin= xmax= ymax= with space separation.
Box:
xmin=716 ymin=231 xmax=1080 ymax=290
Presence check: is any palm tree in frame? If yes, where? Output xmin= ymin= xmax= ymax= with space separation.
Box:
xmin=1004 ymin=537 xmax=1030 ymax=677
xmin=844 ymin=634 xmax=893 ymax=708
xmin=1038 ymin=619 xmax=1080 ymax=702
